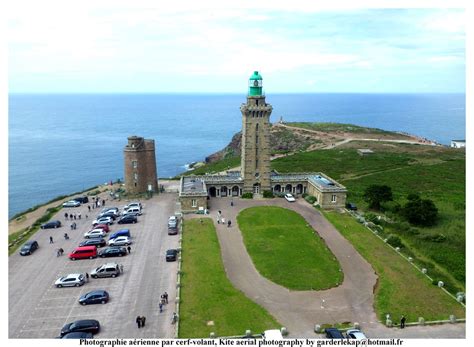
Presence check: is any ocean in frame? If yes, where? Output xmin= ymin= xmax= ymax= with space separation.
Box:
xmin=8 ymin=93 xmax=465 ymax=218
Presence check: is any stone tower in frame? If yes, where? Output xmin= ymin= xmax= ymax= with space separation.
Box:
xmin=124 ymin=136 xmax=158 ymax=194
xmin=240 ymin=71 xmax=273 ymax=194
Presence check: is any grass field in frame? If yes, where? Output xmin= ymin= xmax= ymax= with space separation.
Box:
xmin=237 ymin=206 xmax=343 ymax=290
xmin=323 ymin=211 xmax=465 ymax=322
xmin=287 ymin=122 xmax=394 ymax=135
xmin=179 ymin=218 xmax=280 ymax=338
xmin=272 ymin=145 xmax=465 ymax=289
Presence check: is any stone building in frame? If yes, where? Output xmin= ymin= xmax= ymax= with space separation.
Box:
xmin=179 ymin=71 xmax=347 ymax=212
xmin=124 ymin=136 xmax=158 ymax=194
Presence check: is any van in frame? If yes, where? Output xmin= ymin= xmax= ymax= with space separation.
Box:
xmin=124 ymin=207 xmax=141 ymax=216
xmin=69 ymin=246 xmax=97 ymax=260
xmin=91 ymin=263 xmax=120 ymax=278
xmin=109 ymin=229 xmax=131 ymax=240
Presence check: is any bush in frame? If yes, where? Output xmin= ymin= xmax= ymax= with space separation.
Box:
xmin=241 ymin=192 xmax=253 ymax=199
xmin=421 ymin=233 xmax=447 ymax=243
xmin=274 ymin=192 xmax=286 ymax=198
xmin=262 ymin=190 xmax=274 ymax=198
xmin=386 ymin=234 xmax=404 ymax=249
xmin=401 ymin=196 xmax=438 ymax=226
xmin=363 ymin=185 xmax=393 ymax=210
xmin=304 ymin=195 xmax=317 ymax=204
xmin=302 ymin=193 xmax=308 ymax=198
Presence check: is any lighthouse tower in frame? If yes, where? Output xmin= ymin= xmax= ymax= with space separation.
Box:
xmin=240 ymin=71 xmax=273 ymax=195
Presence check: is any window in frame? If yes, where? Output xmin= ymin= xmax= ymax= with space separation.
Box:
xmin=132 ymin=160 xmax=138 ymax=168
xmin=191 ymin=199 xmax=197 ymax=207
xmin=256 ymin=123 xmax=259 ymax=131
xmin=134 ymin=173 xmax=138 ymax=181
xmin=331 ymin=194 xmax=337 ymax=203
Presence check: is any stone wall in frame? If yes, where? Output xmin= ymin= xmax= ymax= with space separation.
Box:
xmin=179 ymin=195 xmax=208 ymax=213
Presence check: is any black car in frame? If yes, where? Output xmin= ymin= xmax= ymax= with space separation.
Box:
xmin=73 ymin=196 xmax=89 ymax=204
xmin=19 ymin=240 xmax=39 ymax=256
xmin=79 ymin=290 xmax=109 ymax=305
xmin=99 ymin=212 xmax=117 ymax=220
xmin=166 ymin=249 xmax=178 ymax=262
xmin=60 ymin=331 xmax=94 ymax=339
xmin=60 ymin=319 xmax=100 ymax=337
xmin=98 ymin=247 xmax=127 ymax=258
xmin=168 ymin=226 xmax=178 ymax=235
xmin=41 ymin=220 xmax=61 ymax=229
xmin=345 ymin=202 xmax=357 ymax=211
xmin=79 ymin=238 xmax=107 ymax=248
xmin=325 ymin=328 xmax=344 ymax=339
xmin=117 ymin=215 xmax=137 ymax=224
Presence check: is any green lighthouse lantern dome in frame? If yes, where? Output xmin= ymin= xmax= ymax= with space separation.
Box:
xmin=248 ymin=71 xmax=263 ymax=96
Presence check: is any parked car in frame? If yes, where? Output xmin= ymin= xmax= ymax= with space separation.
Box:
xmin=69 ymin=246 xmax=97 ymax=260
xmin=92 ymin=216 xmax=114 ymax=226
xmin=166 ymin=249 xmax=178 ymax=262
xmin=123 ymin=207 xmax=141 ymax=216
xmin=109 ymin=229 xmax=131 ymax=240
xmin=168 ymin=226 xmax=178 ymax=235
xmin=123 ymin=202 xmax=142 ymax=212
xmin=78 ymin=290 xmax=109 ymax=305
xmin=55 ymin=273 xmax=85 ymax=288
xmin=73 ymin=196 xmax=89 ymax=204
xmin=108 ymin=236 xmax=132 ymax=246
xmin=63 ymin=200 xmax=81 ymax=208
xmin=84 ymin=229 xmax=106 ymax=239
xmin=79 ymin=238 xmax=106 ymax=248
xmin=60 ymin=319 xmax=100 ymax=337
xmin=91 ymin=263 xmax=120 ymax=278
xmin=40 ymin=220 xmax=61 ymax=229
xmin=117 ymin=214 xmax=137 ymax=224
xmin=99 ymin=208 xmax=120 ymax=218
xmin=325 ymin=328 xmax=344 ymax=339
xmin=98 ymin=212 xmax=117 ymax=220
xmin=98 ymin=247 xmax=127 ymax=258
xmin=346 ymin=329 xmax=367 ymax=340
xmin=284 ymin=193 xmax=296 ymax=202
xmin=168 ymin=215 xmax=178 ymax=228
xmin=60 ymin=332 xmax=93 ymax=339
xmin=345 ymin=202 xmax=357 ymax=211
xmin=19 ymin=240 xmax=39 ymax=256
xmin=94 ymin=224 xmax=110 ymax=233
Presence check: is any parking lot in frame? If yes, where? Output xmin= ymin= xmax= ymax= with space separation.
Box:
xmin=9 ymin=192 xmax=179 ymax=339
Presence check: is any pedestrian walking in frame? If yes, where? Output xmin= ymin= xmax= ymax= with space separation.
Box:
xmin=127 ymin=246 xmax=131 ymax=254
xmin=59 ymin=248 xmax=64 ymax=256
xmin=64 ymin=212 xmax=68 ymax=220
xmin=56 ymin=249 xmax=61 ymax=257
xmin=217 ymin=216 xmax=220 ymax=224
xmin=227 ymin=220 xmax=231 ymax=227
xmin=230 ymin=200 xmax=234 ymax=206
xmin=70 ymin=223 xmax=74 ymax=230
xmin=88 ymin=205 xmax=91 ymax=212
xmin=136 ymin=316 xmax=142 ymax=328
xmin=172 ymin=312 xmax=178 ymax=324
xmin=64 ymin=233 xmax=69 ymax=240
xmin=102 ymin=199 xmax=105 ymax=206
xmin=73 ymin=222 xmax=77 ymax=230
xmin=221 ymin=217 xmax=225 ymax=225
xmin=49 ymin=236 xmax=54 ymax=244
xmin=85 ymin=272 xmax=89 ymax=282
xmin=78 ymin=212 xmax=81 ymax=220
xmin=159 ymin=302 xmax=163 ymax=313
xmin=73 ymin=213 xmax=76 ymax=220
xmin=141 ymin=316 xmax=146 ymax=327
xmin=164 ymin=292 xmax=168 ymax=304
xmin=400 ymin=315 xmax=406 ymax=329
xmin=120 ymin=264 xmax=124 ymax=273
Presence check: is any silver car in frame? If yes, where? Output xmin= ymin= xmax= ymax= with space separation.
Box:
xmin=91 ymin=263 xmax=120 ymax=278
xmin=55 ymin=273 xmax=85 ymax=288
xmin=107 ymin=236 xmax=132 ymax=246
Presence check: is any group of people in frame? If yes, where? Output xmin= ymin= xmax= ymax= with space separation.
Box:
xmin=158 ymin=292 xmax=169 ymax=313
xmin=135 ymin=316 xmax=147 ymax=328
xmin=89 ymin=197 xmax=106 ymax=210
xmin=56 ymin=248 xmax=64 ymax=257
xmin=216 ymin=210 xmax=232 ymax=228
xmin=64 ymin=212 xmax=81 ymax=220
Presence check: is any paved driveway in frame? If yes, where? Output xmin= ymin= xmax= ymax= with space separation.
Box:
xmin=9 ymin=193 xmax=179 ymax=339
xmin=206 ymin=197 xmax=465 ymax=339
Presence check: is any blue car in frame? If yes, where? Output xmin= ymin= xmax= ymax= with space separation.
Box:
xmin=79 ymin=290 xmax=109 ymax=305
xmin=109 ymin=229 xmax=131 ymax=240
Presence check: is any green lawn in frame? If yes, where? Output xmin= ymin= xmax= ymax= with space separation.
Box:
xmin=179 ymin=218 xmax=280 ymax=338
xmin=323 ymin=211 xmax=465 ymax=323
xmin=237 ymin=206 xmax=343 ymax=290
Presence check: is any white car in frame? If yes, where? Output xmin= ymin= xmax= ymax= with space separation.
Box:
xmin=92 ymin=216 xmax=114 ymax=226
xmin=55 ymin=273 xmax=85 ymax=288
xmin=123 ymin=202 xmax=142 ymax=212
xmin=284 ymin=193 xmax=296 ymax=202
xmin=108 ymin=236 xmax=132 ymax=246
xmin=62 ymin=200 xmax=81 ymax=207
xmin=346 ymin=329 xmax=367 ymax=340
xmin=84 ymin=229 xmax=106 ymax=239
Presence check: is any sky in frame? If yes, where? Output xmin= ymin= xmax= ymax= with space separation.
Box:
xmin=7 ymin=1 xmax=467 ymax=93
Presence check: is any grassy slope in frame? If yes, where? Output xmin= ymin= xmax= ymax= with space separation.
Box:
xmin=272 ymin=146 xmax=465 ymax=288
xmin=287 ymin=122 xmax=394 ymax=135
xmin=181 ymin=156 xmax=241 ymax=176
xmin=179 ymin=218 xmax=280 ymax=338
xmin=237 ymin=206 xmax=343 ymax=290
xmin=323 ymin=211 xmax=465 ymax=322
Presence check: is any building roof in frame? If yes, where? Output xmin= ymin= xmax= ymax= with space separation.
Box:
xmin=180 ymin=177 xmax=207 ymax=196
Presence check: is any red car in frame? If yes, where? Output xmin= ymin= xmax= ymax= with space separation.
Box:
xmin=94 ymin=224 xmax=110 ymax=233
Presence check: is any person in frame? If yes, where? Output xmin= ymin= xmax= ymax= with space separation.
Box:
xmin=102 ymin=199 xmax=105 ymax=206
xmin=172 ymin=312 xmax=178 ymax=324
xmin=159 ymin=302 xmax=163 ymax=313
xmin=141 ymin=316 xmax=146 ymax=327
xmin=120 ymin=264 xmax=124 ymax=273
xmin=85 ymin=214 xmax=88 ymax=219
xmin=230 ymin=200 xmax=234 ymax=206
xmin=64 ymin=212 xmax=68 ymax=220
xmin=227 ymin=220 xmax=231 ymax=227
xmin=78 ymin=212 xmax=81 ymax=220
xmin=70 ymin=223 xmax=74 ymax=230
xmin=127 ymin=246 xmax=131 ymax=254
xmin=73 ymin=222 xmax=77 ymax=230
xmin=88 ymin=205 xmax=91 ymax=212
xmin=217 ymin=216 xmax=220 ymax=224
xmin=56 ymin=249 xmax=61 ymax=257
xmin=73 ymin=213 xmax=76 ymax=220
xmin=85 ymin=272 xmax=89 ymax=282
xmin=400 ymin=315 xmax=406 ymax=329
xmin=59 ymin=248 xmax=64 ymax=256
xmin=164 ymin=292 xmax=168 ymax=304
xmin=221 ymin=217 xmax=225 ymax=225
xmin=136 ymin=316 xmax=142 ymax=328
xmin=64 ymin=233 xmax=69 ymax=240
xmin=49 ymin=236 xmax=53 ymax=244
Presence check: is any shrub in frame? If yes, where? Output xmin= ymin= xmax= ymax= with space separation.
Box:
xmin=274 ymin=192 xmax=286 ymax=198
xmin=302 ymin=193 xmax=308 ymax=198
xmin=241 ymin=192 xmax=253 ymax=199
xmin=363 ymin=185 xmax=393 ymax=210
xmin=386 ymin=234 xmax=404 ymax=249
xmin=262 ymin=190 xmax=274 ymax=198
xmin=401 ymin=196 xmax=438 ymax=226
xmin=304 ymin=195 xmax=317 ymax=204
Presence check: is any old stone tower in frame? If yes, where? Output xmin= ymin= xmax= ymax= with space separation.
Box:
xmin=124 ymin=136 xmax=158 ymax=194
xmin=240 ymin=71 xmax=273 ymax=194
